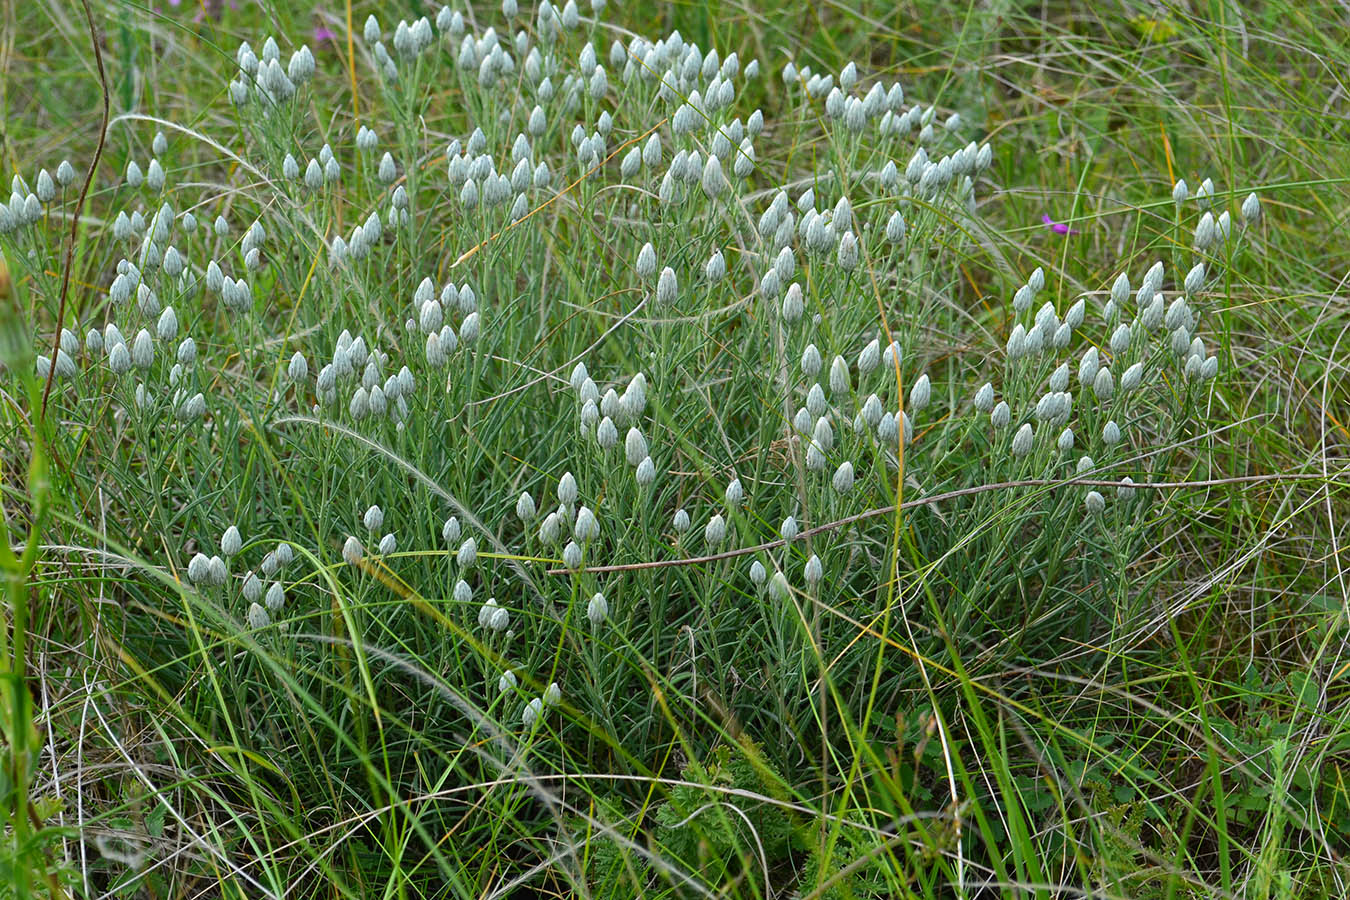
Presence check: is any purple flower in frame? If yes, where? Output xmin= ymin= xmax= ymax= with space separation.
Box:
xmin=1042 ymin=214 xmax=1080 ymax=236
xmin=313 ymin=24 xmax=336 ymax=45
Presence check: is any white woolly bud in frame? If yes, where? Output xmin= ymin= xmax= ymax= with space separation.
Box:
xmin=247 ymin=602 xmax=271 ymax=629
xmin=829 ymin=355 xmax=850 ymax=396
xmin=596 ymin=416 xmax=618 ymax=449
xmin=1241 ymin=192 xmax=1261 ymax=224
xmin=220 ymin=525 xmax=242 ymax=557
xmin=1011 ymin=423 xmax=1034 ymax=457
xmin=656 ymin=266 xmax=677 ymax=304
xmin=1084 ymin=491 xmax=1106 ymax=515
xmin=1121 ymin=362 xmax=1144 ymax=392
xmin=908 ymin=374 xmax=930 ymax=412
xmin=800 ymin=344 xmax=823 ymax=378
xmin=858 ymin=339 xmax=880 ymax=376
xmin=457 ymin=537 xmax=478 ymax=568
xmin=442 ymin=517 xmax=461 ymax=545
xmin=1093 ymin=367 xmax=1115 ymax=401
xmin=636 ymin=242 xmax=656 ymax=279
xmin=704 ymin=514 xmax=727 ymax=546
xmin=562 ymin=540 xmax=584 ymax=570
xmin=625 ymin=427 xmax=648 ymax=466
xmin=1078 ymin=346 xmax=1100 ymax=387
xmin=574 ymin=506 xmax=599 ymax=542
xmin=1110 ymin=323 xmax=1131 ymax=356
xmin=804 ymin=554 xmax=824 ymax=589
xmin=831 ymin=461 xmax=855 ymax=494
xmin=151 ymin=306 xmax=179 ymax=343
xmin=516 ymin=492 xmax=537 ymax=522
xmin=586 ymin=592 xmax=608 ymax=624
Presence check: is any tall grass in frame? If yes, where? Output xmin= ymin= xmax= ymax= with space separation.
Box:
xmin=2 ymin=1 xmax=1348 ymax=899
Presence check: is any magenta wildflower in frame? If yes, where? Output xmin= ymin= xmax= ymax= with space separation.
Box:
xmin=1042 ymin=214 xmax=1080 ymax=236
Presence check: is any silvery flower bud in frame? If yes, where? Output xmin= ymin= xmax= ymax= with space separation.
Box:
xmin=220 ymin=525 xmax=242 ymax=557
xmin=1170 ymin=326 xmax=1192 ymax=357
xmin=724 ymin=478 xmax=744 ymax=507
xmin=908 ymin=374 xmax=930 ymax=412
xmin=265 ymin=581 xmax=285 ymax=612
xmin=798 ymin=344 xmax=823 ymax=378
xmin=1055 ymin=428 xmax=1074 ymax=454
xmin=433 ymin=517 xmax=457 ymax=549
xmin=831 ymin=460 xmax=855 ymax=494
xmin=636 ymin=242 xmax=656 ymax=279
xmin=378 ymin=153 xmax=397 ymax=184
xmin=516 ymin=492 xmax=537 ymax=522
xmin=1006 ymin=324 xmax=1026 ymax=360
xmin=858 ymin=339 xmax=880 ymax=376
xmin=1121 ymin=362 xmax=1144 ymax=392
xmin=1110 ymin=323 xmax=1131 ymax=356
xmin=186 ymin=552 xmax=210 ymax=583
xmin=595 ymin=416 xmax=618 ymax=450
xmin=241 ymin=571 xmax=263 ymax=602
xmin=1078 ymin=347 xmax=1100 ymax=388
xmin=829 ymin=355 xmax=850 ymax=396
xmin=207 ymin=555 xmax=229 ymax=585
xmin=625 ymin=427 xmax=648 ymax=466
xmin=986 ymin=400 xmax=1009 ymax=428
xmin=247 ymin=602 xmax=271 ymax=629
xmin=634 ymin=456 xmax=656 ymax=486
xmin=705 ymin=250 xmax=727 ymax=283
xmin=656 ymin=266 xmax=677 ymax=304
xmin=521 ymin=696 xmax=543 ymax=727
xmin=1184 ymin=263 xmax=1205 ymax=296
xmin=1241 ymin=192 xmax=1261 ymax=224
xmin=1011 ymin=423 xmax=1034 ymax=457
xmin=574 ymin=505 xmax=599 ymax=543
xmin=562 ymin=540 xmax=583 ymax=570
xmin=1092 ymin=366 xmax=1115 ymax=401
xmin=360 ymin=505 xmax=383 ymax=533
xmin=536 ymin=510 xmax=561 ymax=543
xmin=885 ymin=212 xmax=907 ymax=244
xmin=768 ymin=571 xmax=791 ymax=602
xmin=557 ymin=471 xmax=578 ymax=507
xmin=1084 ymin=490 xmax=1105 ymax=515
xmin=56 ymin=160 xmax=76 ymax=187
xmin=130 ymin=329 xmax=153 ymax=369
xmin=104 ymin=339 xmax=131 ymax=374
xmin=704 ymin=513 xmax=726 ymax=546
xmin=796 ymin=557 xmax=825 ymax=597
xmin=125 ymin=159 xmax=143 ymax=187
xmin=342 ymin=536 xmax=363 ymax=565
xmin=781 ymin=282 xmax=803 ymax=322
xmin=1013 ymin=284 xmax=1032 ymax=313
xmin=455 ymin=537 xmax=478 ymax=568
xmin=1194 ymin=212 xmax=1215 ymax=249
xmin=498 ymin=670 xmax=517 ymax=693
xmin=665 ymin=508 xmax=688 ymax=536
xmin=586 ymin=592 xmax=608 ymax=624
xmin=155 ymin=305 xmax=178 ymax=342
xmin=836 ymin=232 xmax=859 ymax=271
xmin=1217 ymin=210 xmax=1231 ymax=243
xmin=460 ymin=312 xmax=480 ymax=344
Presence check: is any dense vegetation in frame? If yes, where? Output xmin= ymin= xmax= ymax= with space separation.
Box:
xmin=2 ymin=1 xmax=1348 ymax=897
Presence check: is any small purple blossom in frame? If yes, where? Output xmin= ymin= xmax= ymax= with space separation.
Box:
xmin=1042 ymin=214 xmax=1080 ymax=236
